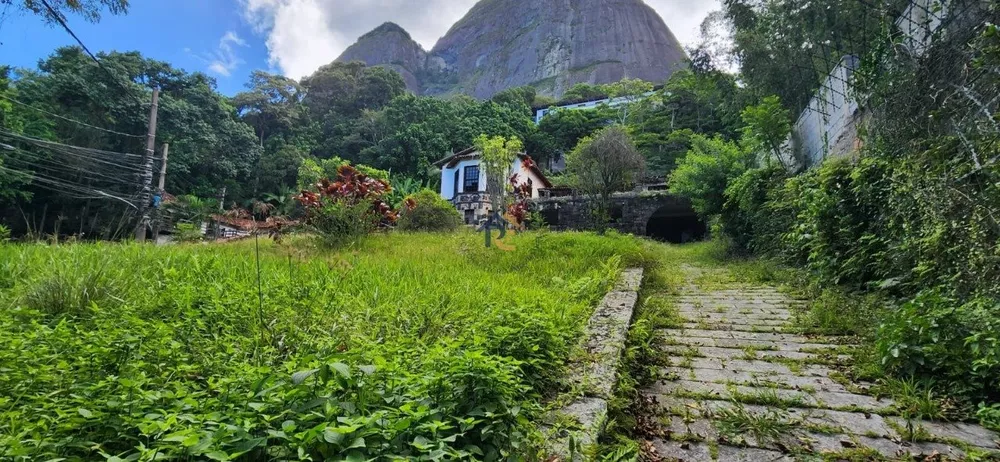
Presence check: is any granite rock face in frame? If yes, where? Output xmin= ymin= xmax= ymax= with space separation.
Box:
xmin=335 ymin=22 xmax=427 ymax=93
xmin=336 ymin=0 xmax=687 ymax=98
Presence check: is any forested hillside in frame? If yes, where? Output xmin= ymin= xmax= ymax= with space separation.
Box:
xmin=0 ymin=46 xmax=748 ymax=239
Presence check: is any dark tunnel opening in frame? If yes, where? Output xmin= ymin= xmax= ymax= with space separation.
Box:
xmin=646 ymin=209 xmax=708 ymax=244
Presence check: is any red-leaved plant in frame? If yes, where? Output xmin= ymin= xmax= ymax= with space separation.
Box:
xmin=296 ymin=165 xmax=398 ymax=223
xmin=295 ymin=165 xmax=401 ymax=246
xmin=506 ymin=157 xmax=537 ymax=227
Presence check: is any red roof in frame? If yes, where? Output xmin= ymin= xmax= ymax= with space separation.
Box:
xmin=212 ymin=215 xmax=297 ymax=231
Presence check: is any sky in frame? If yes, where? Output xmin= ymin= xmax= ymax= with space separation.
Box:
xmin=0 ymin=0 xmax=721 ymax=96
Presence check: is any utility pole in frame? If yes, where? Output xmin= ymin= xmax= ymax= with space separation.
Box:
xmin=135 ymin=89 xmax=160 ymax=242
xmin=151 ymin=143 xmax=169 ymax=240
xmin=157 ymin=143 xmax=169 ymax=192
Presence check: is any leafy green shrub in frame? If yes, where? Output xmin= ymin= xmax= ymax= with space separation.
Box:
xmin=721 ymin=165 xmax=790 ymax=254
xmin=397 ymin=189 xmax=462 ymax=232
xmin=977 ymin=403 xmax=1000 ymax=432
xmin=877 ymin=290 xmax=1000 ymax=399
xmin=669 ymin=134 xmax=754 ymax=216
xmin=308 ymin=198 xmax=384 ymax=247
xmin=0 ymin=224 xmax=10 ymax=243
xmin=173 ymin=222 xmax=203 ymax=242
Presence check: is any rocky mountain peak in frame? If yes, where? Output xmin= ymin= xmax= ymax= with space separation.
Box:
xmin=336 ymin=0 xmax=687 ymax=99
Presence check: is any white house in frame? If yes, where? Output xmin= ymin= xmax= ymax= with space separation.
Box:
xmin=533 ymin=90 xmax=659 ymax=124
xmin=436 ymin=148 xmax=552 ymax=225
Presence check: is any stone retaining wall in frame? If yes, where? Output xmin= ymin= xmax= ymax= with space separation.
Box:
xmin=545 ymin=267 xmax=644 ymax=460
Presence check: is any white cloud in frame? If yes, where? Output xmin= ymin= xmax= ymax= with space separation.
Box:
xmin=240 ymin=0 xmax=723 ymax=80
xmin=201 ymin=31 xmax=248 ymax=77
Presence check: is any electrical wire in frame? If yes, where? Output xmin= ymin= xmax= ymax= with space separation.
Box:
xmin=0 ymin=164 xmax=138 ymax=208
xmin=37 ymin=0 xmax=149 ymax=108
xmin=0 ymin=93 xmax=146 ymax=139
xmin=0 ymin=130 xmax=143 ymax=159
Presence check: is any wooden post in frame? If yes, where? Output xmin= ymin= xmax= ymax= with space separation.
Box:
xmin=134 ymin=89 xmax=160 ymax=242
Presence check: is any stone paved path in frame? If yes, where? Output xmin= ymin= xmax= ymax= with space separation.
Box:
xmin=639 ymin=267 xmax=1000 ymax=461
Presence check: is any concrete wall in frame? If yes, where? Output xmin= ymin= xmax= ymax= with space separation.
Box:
xmin=898 ymin=0 xmax=949 ymax=57
xmin=790 ymin=55 xmax=863 ymax=168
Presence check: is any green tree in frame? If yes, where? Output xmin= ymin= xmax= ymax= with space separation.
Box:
xmin=474 ymin=134 xmax=523 ymax=218
xmin=740 ymin=95 xmax=793 ymax=170
xmin=233 ymin=70 xmax=303 ymax=147
xmin=566 ymin=126 xmax=645 ymax=230
xmin=397 ymin=189 xmax=462 ymax=232
xmin=301 ymin=61 xmax=406 ymax=119
xmin=8 ymin=0 xmax=128 ymax=23
xmin=723 ymin=0 xmax=899 ymax=113
xmin=669 ymin=134 xmax=754 ymax=216
xmin=605 ymin=78 xmax=655 ymax=125
xmin=529 ymin=108 xmax=607 ymax=170
xmin=7 ymin=47 xmax=260 ymax=236
xmin=491 ymin=86 xmax=536 ymax=112
xmin=561 ymin=83 xmax=608 ymax=102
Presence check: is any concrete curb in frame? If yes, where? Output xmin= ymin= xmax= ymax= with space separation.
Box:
xmin=545 ymin=268 xmax=644 ymax=460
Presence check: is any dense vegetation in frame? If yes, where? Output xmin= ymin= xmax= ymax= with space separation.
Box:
xmin=0 ymin=231 xmax=649 ymax=460
xmin=663 ymin=0 xmax=1000 ymax=430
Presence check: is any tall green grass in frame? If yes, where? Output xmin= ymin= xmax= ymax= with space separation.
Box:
xmin=0 ymin=230 xmax=647 ymax=461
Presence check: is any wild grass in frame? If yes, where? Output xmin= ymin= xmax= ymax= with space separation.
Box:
xmin=712 ymin=402 xmax=797 ymax=446
xmin=0 ymin=229 xmax=648 ymax=460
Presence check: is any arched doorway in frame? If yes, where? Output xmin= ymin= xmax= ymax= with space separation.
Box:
xmin=646 ymin=206 xmax=707 ymax=243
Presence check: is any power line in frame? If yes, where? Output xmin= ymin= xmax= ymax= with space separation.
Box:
xmin=0 ymin=130 xmax=143 ymax=158
xmin=0 ymin=164 xmax=138 ymax=208
xmin=0 ymin=93 xmax=146 ymax=139
xmin=37 ymin=0 xmax=148 ymax=107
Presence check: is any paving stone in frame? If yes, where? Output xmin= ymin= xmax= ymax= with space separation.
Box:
xmin=616 ymin=268 xmax=644 ymax=292
xmin=662 ymin=328 xmax=840 ymax=345
xmin=660 ymin=345 xmax=853 ymax=363
xmin=661 ymin=335 xmax=843 ymax=352
xmin=652 ymin=379 xmax=891 ymax=412
xmin=680 ymin=311 xmax=793 ymax=322
xmin=659 ymin=366 xmax=849 ymax=392
xmin=886 ymin=417 xmax=1000 ymax=450
xmin=649 ymin=439 xmax=715 ymax=462
xmin=543 ymin=397 xmax=607 ymax=460
xmin=640 ymin=267 xmax=998 ymax=460
xmin=805 ymin=432 xmax=969 ymax=459
xmin=716 ymin=445 xmax=794 ymax=461
xmin=649 ymin=395 xmax=895 ymax=437
xmin=570 ymin=289 xmax=639 ymax=398
xmin=680 ymin=322 xmax=789 ymax=333
xmin=664 ymin=416 xmax=719 ymax=441
xmin=678 ymin=303 xmax=792 ymax=314
xmin=667 ymin=357 xmax=834 ymax=377
xmin=679 ymin=317 xmax=790 ymax=328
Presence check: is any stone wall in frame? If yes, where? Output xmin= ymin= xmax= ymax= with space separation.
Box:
xmin=531 ymin=191 xmax=697 ymax=236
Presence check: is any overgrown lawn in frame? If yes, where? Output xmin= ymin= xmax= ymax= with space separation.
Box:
xmin=0 ymin=230 xmax=647 ymax=461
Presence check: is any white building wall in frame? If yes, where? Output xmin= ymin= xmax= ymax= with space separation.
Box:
xmin=440 ymin=157 xmax=546 ymax=201
xmin=534 ymin=91 xmax=658 ymax=124
xmin=440 ymin=159 xmax=486 ymax=201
